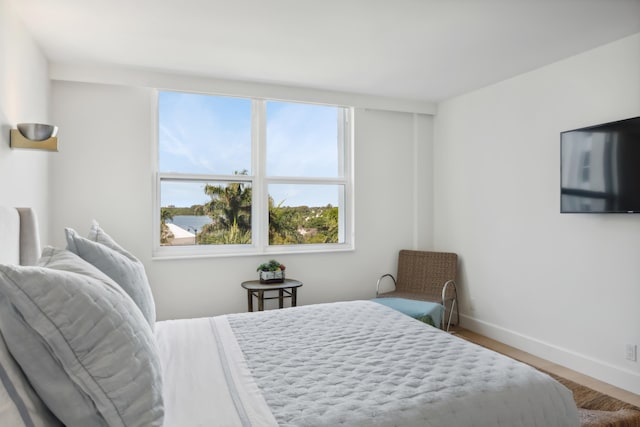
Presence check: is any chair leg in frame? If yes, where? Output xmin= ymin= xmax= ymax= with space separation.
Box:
xmin=446 ymin=299 xmax=456 ymax=331
xmin=454 ymin=295 xmax=459 ymax=326
xmin=443 ymin=295 xmax=460 ymax=332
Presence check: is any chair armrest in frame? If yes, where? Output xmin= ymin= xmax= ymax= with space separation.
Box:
xmin=441 ymin=279 xmax=457 ymax=305
xmin=376 ymin=274 xmax=397 ymax=296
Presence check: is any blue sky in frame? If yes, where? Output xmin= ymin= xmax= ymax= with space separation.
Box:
xmin=159 ymin=92 xmax=342 ymax=208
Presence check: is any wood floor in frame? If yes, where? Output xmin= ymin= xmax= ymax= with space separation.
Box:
xmin=451 ymin=327 xmax=640 ymax=408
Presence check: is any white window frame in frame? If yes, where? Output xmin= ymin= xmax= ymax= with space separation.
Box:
xmin=152 ymin=90 xmax=355 ymax=259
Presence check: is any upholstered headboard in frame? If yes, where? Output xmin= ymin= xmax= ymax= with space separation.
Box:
xmin=0 ymin=207 xmax=41 ymax=265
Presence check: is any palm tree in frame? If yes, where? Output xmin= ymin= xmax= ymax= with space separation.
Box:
xmin=161 ymin=207 xmax=174 ymax=224
xmin=269 ymin=197 xmax=303 ymax=244
xmin=198 ymin=171 xmax=252 ymax=244
xmin=160 ymin=208 xmax=175 ymax=245
xmin=203 ymin=181 xmax=252 ymax=232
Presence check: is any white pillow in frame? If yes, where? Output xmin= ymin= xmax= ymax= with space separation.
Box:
xmin=65 ymin=221 xmax=156 ymax=328
xmin=0 ymin=247 xmax=164 ymax=427
xmin=0 ymin=330 xmax=62 ymax=427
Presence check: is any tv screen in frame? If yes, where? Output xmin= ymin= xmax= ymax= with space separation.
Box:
xmin=561 ymin=116 xmax=640 ymax=213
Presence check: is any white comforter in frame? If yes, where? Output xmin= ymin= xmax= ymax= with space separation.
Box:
xmin=156 ymin=300 xmax=579 ymax=427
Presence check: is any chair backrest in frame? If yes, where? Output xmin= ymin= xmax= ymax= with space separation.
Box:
xmin=396 ymin=250 xmax=457 ymax=299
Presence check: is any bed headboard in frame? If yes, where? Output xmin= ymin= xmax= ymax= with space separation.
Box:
xmin=0 ymin=207 xmax=40 ymax=266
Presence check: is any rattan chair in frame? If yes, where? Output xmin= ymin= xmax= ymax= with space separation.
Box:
xmin=376 ymin=250 xmax=459 ymax=330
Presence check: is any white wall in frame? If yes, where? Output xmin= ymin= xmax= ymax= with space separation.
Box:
xmin=434 ymin=33 xmax=640 ymax=394
xmin=0 ymin=0 xmax=51 ymax=241
xmin=50 ymin=80 xmax=434 ymax=320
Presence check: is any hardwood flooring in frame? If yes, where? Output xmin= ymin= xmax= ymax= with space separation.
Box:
xmin=450 ymin=327 xmax=640 ymax=408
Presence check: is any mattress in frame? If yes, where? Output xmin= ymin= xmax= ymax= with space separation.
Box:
xmin=156 ymin=300 xmax=579 ymax=427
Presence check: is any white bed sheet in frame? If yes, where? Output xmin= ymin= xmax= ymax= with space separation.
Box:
xmin=156 ymin=301 xmax=579 ymax=427
xmin=156 ymin=316 xmax=277 ymax=427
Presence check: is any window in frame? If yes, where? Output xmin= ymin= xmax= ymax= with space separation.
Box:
xmin=154 ymin=91 xmax=353 ymax=257
xmin=580 ymin=150 xmax=591 ymax=183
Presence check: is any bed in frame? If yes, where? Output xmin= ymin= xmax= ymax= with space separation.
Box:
xmin=0 ymin=207 xmax=580 ymax=427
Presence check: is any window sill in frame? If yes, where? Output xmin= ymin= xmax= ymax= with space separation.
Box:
xmin=151 ymin=243 xmax=355 ymax=260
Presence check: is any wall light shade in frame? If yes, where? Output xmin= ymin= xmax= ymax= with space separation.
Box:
xmin=10 ymin=123 xmax=58 ymax=151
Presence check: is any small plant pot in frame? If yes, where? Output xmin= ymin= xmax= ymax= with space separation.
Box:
xmin=259 ymin=270 xmax=285 ymax=284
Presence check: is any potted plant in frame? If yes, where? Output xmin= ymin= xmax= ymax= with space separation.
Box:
xmin=257 ymin=259 xmax=286 ymax=283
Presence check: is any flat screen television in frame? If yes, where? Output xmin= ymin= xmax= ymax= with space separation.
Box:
xmin=561 ymin=116 xmax=640 ymax=213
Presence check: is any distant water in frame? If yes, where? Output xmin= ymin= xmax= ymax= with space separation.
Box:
xmin=168 ymin=215 xmax=213 ymax=233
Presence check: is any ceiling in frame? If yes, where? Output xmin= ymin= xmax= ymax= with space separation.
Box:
xmin=10 ymin=0 xmax=640 ymax=102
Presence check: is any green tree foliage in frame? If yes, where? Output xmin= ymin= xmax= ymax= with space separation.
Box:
xmin=269 ymin=203 xmax=339 ymax=245
xmin=269 ymin=197 xmax=303 ymax=245
xmin=303 ymin=205 xmax=339 ymax=243
xmin=162 ymin=177 xmax=339 ymax=245
xmin=197 ymin=170 xmax=252 ymax=244
xmin=198 ymin=219 xmax=251 ymax=245
xmin=160 ymin=208 xmax=174 ymax=245
xmin=162 ymin=205 xmax=201 ymax=217
xmin=202 ymin=182 xmax=252 ymax=231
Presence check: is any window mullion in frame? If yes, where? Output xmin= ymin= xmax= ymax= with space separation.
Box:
xmin=342 ymin=108 xmax=354 ymax=245
xmin=159 ymin=172 xmax=253 ymax=182
xmin=337 ymin=108 xmax=346 ymax=243
xmin=266 ymin=176 xmax=347 ymax=185
xmin=252 ymin=100 xmax=267 ymax=250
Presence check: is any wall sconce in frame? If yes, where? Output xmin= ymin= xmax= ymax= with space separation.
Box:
xmin=10 ymin=123 xmax=58 ymax=151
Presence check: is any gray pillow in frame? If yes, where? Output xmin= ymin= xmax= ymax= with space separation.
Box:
xmin=65 ymin=221 xmax=156 ymax=328
xmin=0 ymin=329 xmax=62 ymax=427
xmin=0 ymin=247 xmax=164 ymax=427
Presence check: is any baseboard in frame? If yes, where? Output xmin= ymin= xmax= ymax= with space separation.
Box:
xmin=460 ymin=314 xmax=640 ymax=395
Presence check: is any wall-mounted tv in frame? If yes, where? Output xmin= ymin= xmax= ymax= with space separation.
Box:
xmin=561 ymin=116 xmax=640 ymax=213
